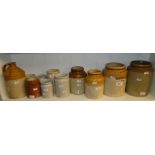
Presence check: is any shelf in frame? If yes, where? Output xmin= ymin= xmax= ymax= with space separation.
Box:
xmin=4 ymin=93 xmax=155 ymax=101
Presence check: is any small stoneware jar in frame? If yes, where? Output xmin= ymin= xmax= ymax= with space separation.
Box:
xmin=104 ymin=62 xmax=127 ymax=97
xmin=46 ymin=69 xmax=60 ymax=95
xmin=85 ymin=69 xmax=104 ymax=99
xmin=126 ymin=60 xmax=153 ymax=97
xmin=3 ymin=62 xmax=26 ymax=99
xmin=41 ymin=78 xmax=53 ymax=98
xmin=54 ymin=74 xmax=70 ymax=98
xmin=25 ymin=74 xmax=41 ymax=99
xmin=69 ymin=66 xmax=87 ymax=95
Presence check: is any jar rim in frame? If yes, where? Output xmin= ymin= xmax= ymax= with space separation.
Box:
xmin=26 ymin=74 xmax=38 ymax=81
xmin=130 ymin=60 xmax=152 ymax=68
xmin=55 ymin=73 xmax=69 ymax=79
xmin=88 ymin=69 xmax=102 ymax=75
xmin=106 ymin=62 xmax=126 ymax=70
xmin=71 ymin=66 xmax=84 ymax=71
xmin=47 ymin=69 xmax=60 ymax=74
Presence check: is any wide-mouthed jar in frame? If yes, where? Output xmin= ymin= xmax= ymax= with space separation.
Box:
xmin=3 ymin=62 xmax=26 ymax=99
xmin=104 ymin=62 xmax=127 ymax=97
xmin=85 ymin=69 xmax=104 ymax=99
xmin=41 ymin=78 xmax=53 ymax=98
xmin=126 ymin=60 xmax=153 ymax=97
xmin=25 ymin=74 xmax=41 ymax=98
xmin=69 ymin=66 xmax=87 ymax=95
xmin=54 ymin=74 xmax=70 ymax=98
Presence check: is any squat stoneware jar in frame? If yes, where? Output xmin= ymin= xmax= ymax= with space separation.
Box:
xmin=54 ymin=74 xmax=70 ymax=98
xmin=3 ymin=62 xmax=26 ymax=99
xmin=69 ymin=66 xmax=87 ymax=95
xmin=41 ymin=78 xmax=53 ymax=98
xmin=104 ymin=62 xmax=127 ymax=97
xmin=126 ymin=60 xmax=153 ymax=97
xmin=85 ymin=69 xmax=104 ymax=99
xmin=25 ymin=74 xmax=41 ymax=98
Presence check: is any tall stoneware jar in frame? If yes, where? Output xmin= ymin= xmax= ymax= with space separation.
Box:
xmin=54 ymin=74 xmax=70 ymax=98
xmin=85 ymin=69 xmax=104 ymax=99
xmin=69 ymin=66 xmax=87 ymax=95
xmin=3 ymin=62 xmax=26 ymax=99
xmin=126 ymin=60 xmax=153 ymax=97
xmin=47 ymin=69 xmax=60 ymax=95
xmin=41 ymin=78 xmax=53 ymax=98
xmin=25 ymin=74 xmax=41 ymax=99
xmin=104 ymin=62 xmax=127 ymax=97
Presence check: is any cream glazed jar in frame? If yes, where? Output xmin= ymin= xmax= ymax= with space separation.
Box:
xmin=54 ymin=74 xmax=70 ymax=98
xmin=46 ymin=69 xmax=60 ymax=95
xmin=41 ymin=78 xmax=53 ymax=98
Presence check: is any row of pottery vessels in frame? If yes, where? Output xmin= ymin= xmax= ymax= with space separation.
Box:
xmin=2 ymin=60 xmax=153 ymax=99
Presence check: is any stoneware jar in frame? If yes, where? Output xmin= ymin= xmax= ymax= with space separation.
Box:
xmin=25 ymin=74 xmax=41 ymax=98
xmin=47 ymin=69 xmax=60 ymax=95
xmin=104 ymin=62 xmax=127 ymax=97
xmin=85 ymin=69 xmax=104 ymax=99
xmin=126 ymin=60 xmax=153 ymax=97
xmin=3 ymin=62 xmax=26 ymax=99
xmin=69 ymin=66 xmax=87 ymax=95
xmin=54 ymin=74 xmax=70 ymax=98
xmin=41 ymin=78 xmax=53 ymax=98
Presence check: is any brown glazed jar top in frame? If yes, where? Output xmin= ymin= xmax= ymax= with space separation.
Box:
xmin=128 ymin=60 xmax=153 ymax=72
xmin=86 ymin=69 xmax=104 ymax=85
xmin=26 ymin=74 xmax=40 ymax=85
xmin=3 ymin=62 xmax=25 ymax=80
xmin=69 ymin=66 xmax=87 ymax=78
xmin=104 ymin=62 xmax=127 ymax=79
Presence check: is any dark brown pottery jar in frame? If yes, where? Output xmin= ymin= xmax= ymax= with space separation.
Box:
xmin=126 ymin=60 xmax=153 ymax=97
xmin=25 ymin=74 xmax=41 ymax=98
xmin=69 ymin=66 xmax=87 ymax=95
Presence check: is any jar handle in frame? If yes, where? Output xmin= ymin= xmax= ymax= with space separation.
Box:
xmin=2 ymin=62 xmax=15 ymax=73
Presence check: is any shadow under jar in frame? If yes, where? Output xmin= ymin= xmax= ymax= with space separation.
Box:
xmin=69 ymin=66 xmax=87 ymax=95
xmin=54 ymin=74 xmax=70 ymax=98
xmin=25 ymin=74 xmax=41 ymax=99
xmin=104 ymin=62 xmax=127 ymax=97
xmin=126 ymin=60 xmax=153 ymax=97
xmin=85 ymin=69 xmax=104 ymax=99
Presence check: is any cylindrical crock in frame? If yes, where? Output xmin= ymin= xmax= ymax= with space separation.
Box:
xmin=85 ymin=69 xmax=104 ymax=99
xmin=54 ymin=74 xmax=70 ymax=98
xmin=41 ymin=78 xmax=53 ymax=98
xmin=46 ymin=69 xmax=60 ymax=95
xmin=69 ymin=66 xmax=87 ymax=95
xmin=126 ymin=60 xmax=153 ymax=97
xmin=25 ymin=74 xmax=41 ymax=98
xmin=104 ymin=62 xmax=127 ymax=97
xmin=3 ymin=62 xmax=26 ymax=99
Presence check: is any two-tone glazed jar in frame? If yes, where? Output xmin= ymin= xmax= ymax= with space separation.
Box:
xmin=54 ymin=74 xmax=70 ymax=98
xmin=3 ymin=62 xmax=26 ymax=99
xmin=40 ymin=78 xmax=53 ymax=98
xmin=126 ymin=60 xmax=153 ymax=97
xmin=25 ymin=74 xmax=41 ymax=98
xmin=85 ymin=69 xmax=104 ymax=99
xmin=69 ymin=66 xmax=87 ymax=95
xmin=104 ymin=62 xmax=127 ymax=97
